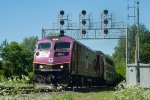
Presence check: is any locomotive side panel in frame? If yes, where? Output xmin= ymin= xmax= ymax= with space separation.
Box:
xmin=70 ymin=42 xmax=78 ymax=75
xmin=96 ymin=51 xmax=105 ymax=79
xmin=80 ymin=44 xmax=86 ymax=75
xmin=103 ymin=56 xmax=115 ymax=84
xmin=71 ymin=41 xmax=98 ymax=77
xmin=76 ymin=43 xmax=82 ymax=76
xmin=87 ymin=49 xmax=97 ymax=77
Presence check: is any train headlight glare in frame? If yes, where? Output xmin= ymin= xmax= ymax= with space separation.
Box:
xmin=39 ymin=65 xmax=43 ymax=69
xmin=60 ymin=65 xmax=63 ymax=68
xmin=52 ymin=38 xmax=58 ymax=41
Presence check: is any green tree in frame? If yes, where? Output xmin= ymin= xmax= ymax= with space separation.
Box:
xmin=20 ymin=36 xmax=38 ymax=80
xmin=0 ymin=60 xmax=2 ymax=72
xmin=21 ymin=36 xmax=38 ymax=52
xmin=113 ymin=38 xmax=126 ymax=83
xmin=1 ymin=42 xmax=34 ymax=77
xmin=0 ymin=36 xmax=38 ymax=79
xmin=113 ymin=24 xmax=150 ymax=83
xmin=139 ymin=29 xmax=150 ymax=63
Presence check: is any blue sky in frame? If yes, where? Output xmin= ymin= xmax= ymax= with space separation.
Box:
xmin=0 ymin=0 xmax=149 ymax=55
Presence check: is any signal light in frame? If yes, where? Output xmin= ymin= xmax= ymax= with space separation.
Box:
xmin=81 ymin=10 xmax=86 ymax=15
xmin=103 ymin=19 xmax=108 ymax=25
xmin=82 ymin=30 xmax=86 ymax=35
xmin=60 ymin=20 xmax=65 ymax=25
xmin=60 ymin=30 xmax=64 ymax=36
xmin=103 ymin=9 xmax=108 ymax=15
xmin=82 ymin=20 xmax=86 ymax=25
xmin=104 ymin=29 xmax=108 ymax=34
xmin=103 ymin=9 xmax=109 ymax=26
xmin=60 ymin=10 xmax=65 ymax=16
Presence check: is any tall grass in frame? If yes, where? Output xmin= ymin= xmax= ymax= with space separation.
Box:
xmin=113 ymin=81 xmax=150 ymax=100
xmin=0 ymin=75 xmax=32 ymax=88
xmin=0 ymin=75 xmax=74 ymax=100
xmin=1 ymin=77 xmax=150 ymax=100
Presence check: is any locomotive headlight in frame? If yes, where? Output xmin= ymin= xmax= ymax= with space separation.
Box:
xmin=39 ymin=65 xmax=43 ymax=69
xmin=52 ymin=38 xmax=58 ymax=41
xmin=60 ymin=65 xmax=64 ymax=68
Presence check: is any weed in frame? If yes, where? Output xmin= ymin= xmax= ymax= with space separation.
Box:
xmin=113 ymin=81 xmax=150 ymax=100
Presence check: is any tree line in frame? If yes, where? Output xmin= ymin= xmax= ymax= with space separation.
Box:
xmin=113 ymin=24 xmax=150 ymax=83
xmin=0 ymin=36 xmax=38 ymax=80
xmin=0 ymin=24 xmax=150 ymax=83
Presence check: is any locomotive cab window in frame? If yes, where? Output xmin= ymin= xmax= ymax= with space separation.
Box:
xmin=38 ymin=42 xmax=51 ymax=50
xmin=54 ymin=42 xmax=70 ymax=50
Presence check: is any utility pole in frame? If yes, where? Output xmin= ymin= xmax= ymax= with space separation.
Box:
xmin=127 ymin=0 xmax=140 ymax=84
xmin=136 ymin=0 xmax=140 ymax=83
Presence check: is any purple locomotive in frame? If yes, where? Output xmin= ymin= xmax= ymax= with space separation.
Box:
xmin=33 ymin=35 xmax=115 ymax=87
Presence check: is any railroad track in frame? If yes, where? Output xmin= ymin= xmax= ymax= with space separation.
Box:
xmin=0 ymin=84 xmax=110 ymax=94
xmin=0 ymin=86 xmax=35 ymax=94
xmin=0 ymin=84 xmax=64 ymax=94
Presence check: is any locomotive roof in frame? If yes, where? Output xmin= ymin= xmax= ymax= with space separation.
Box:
xmin=95 ymin=50 xmax=105 ymax=56
xmin=42 ymin=35 xmax=104 ymax=54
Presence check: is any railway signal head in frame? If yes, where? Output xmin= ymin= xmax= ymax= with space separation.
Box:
xmin=82 ymin=20 xmax=86 ymax=25
xmin=103 ymin=9 xmax=109 ymax=26
xmin=60 ymin=20 xmax=65 ymax=25
xmin=60 ymin=30 xmax=64 ymax=36
xmin=60 ymin=10 xmax=65 ymax=16
xmin=103 ymin=19 xmax=108 ymax=25
xmin=103 ymin=9 xmax=108 ymax=15
xmin=82 ymin=30 xmax=86 ymax=35
xmin=81 ymin=10 xmax=86 ymax=16
xmin=104 ymin=28 xmax=108 ymax=34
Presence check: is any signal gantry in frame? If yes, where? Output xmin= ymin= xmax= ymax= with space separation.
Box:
xmin=42 ymin=10 xmax=126 ymax=40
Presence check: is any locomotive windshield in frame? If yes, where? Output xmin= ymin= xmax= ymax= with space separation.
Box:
xmin=38 ymin=42 xmax=51 ymax=50
xmin=54 ymin=42 xmax=70 ymax=50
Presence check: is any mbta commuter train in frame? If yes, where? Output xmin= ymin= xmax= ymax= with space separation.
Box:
xmin=33 ymin=35 xmax=115 ymax=87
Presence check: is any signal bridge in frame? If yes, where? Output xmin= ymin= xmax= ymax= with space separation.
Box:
xmin=42 ymin=10 xmax=126 ymax=40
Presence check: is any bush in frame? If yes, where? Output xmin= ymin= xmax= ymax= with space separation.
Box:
xmin=114 ymin=72 xmax=125 ymax=85
xmin=0 ymin=61 xmax=5 ymax=81
xmin=114 ymin=58 xmax=126 ymax=84
xmin=113 ymin=81 xmax=150 ymax=100
xmin=0 ymin=61 xmax=2 ymax=69
xmin=28 ymin=72 xmax=34 ymax=83
xmin=0 ymin=75 xmax=31 ymax=88
xmin=1 ymin=42 xmax=33 ymax=77
xmin=0 ymin=72 xmax=5 ymax=81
